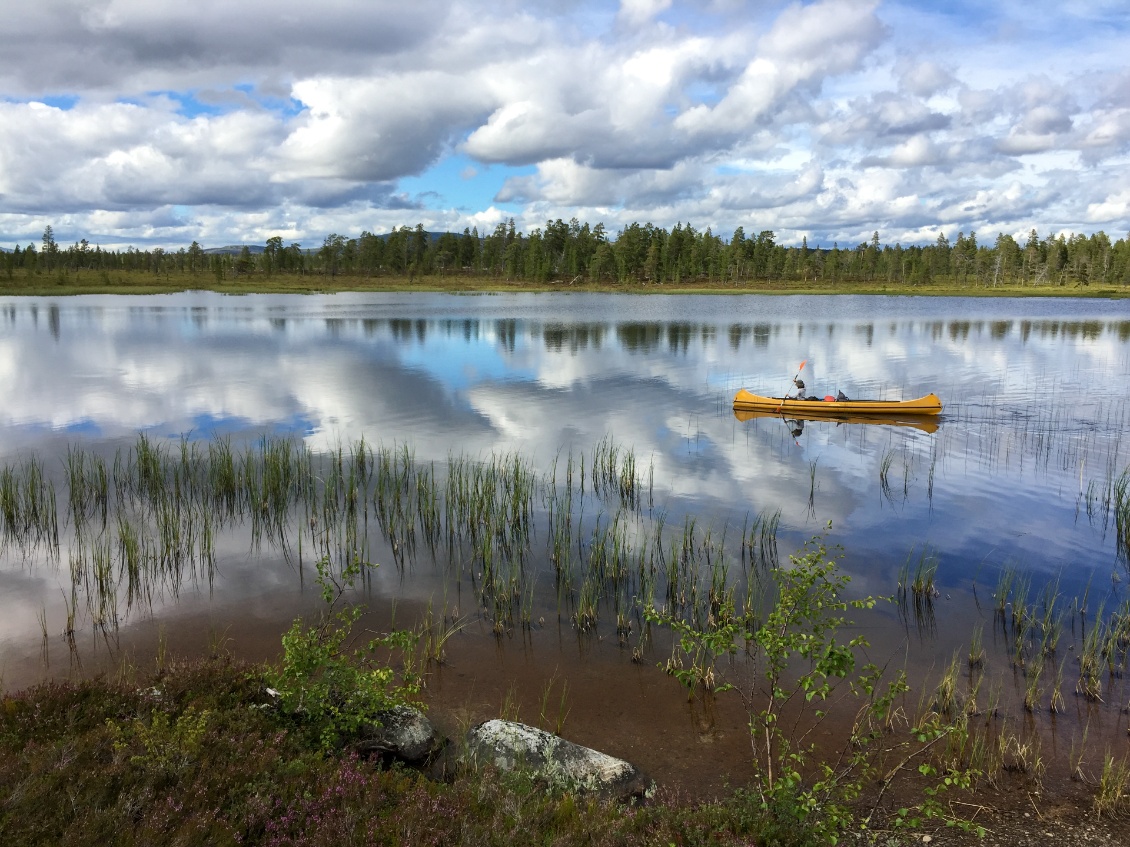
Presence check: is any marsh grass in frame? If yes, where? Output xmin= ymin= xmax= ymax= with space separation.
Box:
xmin=12 ymin=433 xmax=668 ymax=639
xmin=537 ymin=671 xmax=571 ymax=735
xmin=992 ymin=565 xmax=1016 ymax=619
xmin=1094 ymin=752 xmax=1130 ymax=817
xmin=1077 ymin=603 xmax=1107 ymax=702
xmin=417 ymin=598 xmax=465 ymax=665
xmin=1049 ymin=658 xmax=1066 ymax=714
xmin=0 ymin=455 xmax=59 ymax=554
xmin=1070 ymin=724 xmax=1092 ymax=782
xmin=879 ymin=448 xmax=895 ymax=502
xmin=499 ymin=682 xmax=522 ymax=722
xmin=741 ymin=507 xmax=780 ymax=570
xmin=932 ymin=653 xmax=963 ymax=719
xmin=1023 ymin=652 xmax=1044 ymax=712
xmin=0 ymin=431 xmax=770 ymax=650
xmin=897 ymin=546 xmax=940 ymax=628
xmin=36 ymin=605 xmax=48 ymax=666
xmin=967 ymin=622 xmax=985 ymax=668
xmin=1000 ymin=729 xmax=1045 ymax=783
xmin=1115 ymin=469 xmax=1130 ymax=563
xmin=927 ymin=443 xmax=938 ymax=503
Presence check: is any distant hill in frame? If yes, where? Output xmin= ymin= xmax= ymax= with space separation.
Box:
xmin=202 ymin=232 xmax=455 ymax=256
xmin=203 ymin=245 xmax=266 ymax=255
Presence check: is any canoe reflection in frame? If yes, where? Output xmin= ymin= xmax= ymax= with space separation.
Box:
xmin=733 ymin=408 xmax=939 ymax=434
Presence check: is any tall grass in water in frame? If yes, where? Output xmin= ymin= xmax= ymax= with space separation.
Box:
xmin=931 ymin=653 xmax=962 ymax=719
xmin=1114 ymin=468 xmax=1130 ymax=562
xmin=65 ymin=445 xmax=108 ymax=535
xmin=1095 ymin=753 xmax=1130 ymax=817
xmin=879 ymin=448 xmax=895 ymax=502
xmin=1049 ymin=658 xmax=1066 ymax=714
xmin=589 ymin=435 xmax=652 ymax=512
xmin=991 ymin=565 xmax=1017 ymax=620
xmin=741 ymin=508 xmax=780 ymax=571
xmin=0 ymin=456 xmax=59 ymax=553
xmin=897 ymin=546 xmax=939 ymax=626
xmin=1076 ymin=600 xmax=1106 ymax=702
xmin=4 ymin=433 xmax=782 ymax=651
xmin=1023 ymin=652 xmax=1044 ymax=712
xmin=967 ymin=622 xmax=985 ymax=668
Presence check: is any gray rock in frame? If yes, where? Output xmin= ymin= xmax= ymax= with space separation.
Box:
xmin=356 ymin=705 xmax=442 ymax=763
xmin=465 ymin=719 xmax=653 ymax=801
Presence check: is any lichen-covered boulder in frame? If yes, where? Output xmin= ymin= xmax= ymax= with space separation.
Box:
xmin=465 ymin=719 xmax=653 ymax=801
xmin=356 ymin=705 xmax=442 ymax=763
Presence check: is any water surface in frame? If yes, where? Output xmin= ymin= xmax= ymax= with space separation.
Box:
xmin=3 ymin=292 xmax=1129 ymax=792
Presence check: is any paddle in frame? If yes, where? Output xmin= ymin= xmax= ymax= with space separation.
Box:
xmin=776 ymin=360 xmax=806 ymax=414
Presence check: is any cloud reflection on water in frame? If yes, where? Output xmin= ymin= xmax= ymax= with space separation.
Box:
xmin=1 ymin=292 xmax=1129 ymax=644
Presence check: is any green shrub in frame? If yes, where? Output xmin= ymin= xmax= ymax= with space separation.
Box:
xmin=647 ymin=526 xmax=926 ymax=843
xmin=267 ymin=555 xmax=420 ymax=750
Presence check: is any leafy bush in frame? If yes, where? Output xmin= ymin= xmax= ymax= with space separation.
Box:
xmin=647 ymin=527 xmax=913 ymax=842
xmin=266 ymin=555 xmax=420 ymax=751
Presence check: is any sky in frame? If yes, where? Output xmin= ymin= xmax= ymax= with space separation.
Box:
xmin=0 ymin=0 xmax=1128 ymax=251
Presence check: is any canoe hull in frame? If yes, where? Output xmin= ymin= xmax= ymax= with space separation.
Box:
xmin=732 ymin=389 xmax=943 ymax=416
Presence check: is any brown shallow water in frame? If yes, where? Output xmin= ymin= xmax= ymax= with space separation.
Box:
xmin=2 ymin=580 xmax=760 ymax=797
xmin=6 ymin=567 xmax=1130 ymax=807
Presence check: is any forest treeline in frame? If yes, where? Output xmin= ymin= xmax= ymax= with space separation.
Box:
xmin=9 ymin=220 xmax=1130 ymax=287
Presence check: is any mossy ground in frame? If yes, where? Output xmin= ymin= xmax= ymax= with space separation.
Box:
xmin=0 ymin=657 xmax=861 ymax=846
xmin=4 ymin=656 xmax=1128 ymax=846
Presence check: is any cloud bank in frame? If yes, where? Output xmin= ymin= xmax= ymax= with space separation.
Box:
xmin=1 ymin=0 xmax=1128 ymax=249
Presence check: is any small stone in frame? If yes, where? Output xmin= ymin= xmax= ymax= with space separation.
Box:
xmin=356 ymin=705 xmax=441 ymax=763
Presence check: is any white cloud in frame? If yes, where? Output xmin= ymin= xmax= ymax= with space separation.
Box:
xmin=281 ymin=73 xmax=492 ymax=181
xmin=617 ymin=0 xmax=673 ymax=27
xmin=0 ymin=0 xmax=1128 ymax=248
xmin=675 ymin=0 xmax=886 ymax=139
xmin=896 ymin=59 xmax=957 ymax=98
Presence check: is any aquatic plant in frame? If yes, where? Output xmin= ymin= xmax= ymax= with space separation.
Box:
xmin=1094 ymin=752 xmax=1130 ymax=818
xmin=644 ymin=528 xmax=959 ymax=842
xmin=967 ymin=622 xmax=985 ymax=668
xmin=1115 ymin=468 xmax=1130 ymax=562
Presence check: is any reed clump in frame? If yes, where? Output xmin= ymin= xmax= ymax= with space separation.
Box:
xmin=5 ymin=433 xmax=775 ymax=656
xmin=897 ymin=545 xmax=940 ymax=626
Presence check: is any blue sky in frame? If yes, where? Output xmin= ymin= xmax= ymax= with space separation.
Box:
xmin=0 ymin=0 xmax=1127 ymax=251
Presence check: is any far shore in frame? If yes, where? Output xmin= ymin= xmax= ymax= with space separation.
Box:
xmin=2 ymin=269 xmax=1128 ymax=298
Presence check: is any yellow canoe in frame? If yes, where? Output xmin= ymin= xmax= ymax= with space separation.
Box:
xmin=732 ymin=389 xmax=943 ymax=416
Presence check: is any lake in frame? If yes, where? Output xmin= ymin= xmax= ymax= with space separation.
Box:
xmin=2 ymin=291 xmax=1129 ymax=793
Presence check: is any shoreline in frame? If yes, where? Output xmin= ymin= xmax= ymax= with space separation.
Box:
xmin=2 ymin=271 xmax=1128 ymax=299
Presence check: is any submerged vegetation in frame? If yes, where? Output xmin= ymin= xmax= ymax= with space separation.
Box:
xmin=0 ymin=433 xmax=786 ymax=654
xmin=3 ymin=431 xmax=1130 ymax=690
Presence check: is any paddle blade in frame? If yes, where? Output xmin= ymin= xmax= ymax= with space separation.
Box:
xmin=798 ymin=360 xmax=807 ymax=372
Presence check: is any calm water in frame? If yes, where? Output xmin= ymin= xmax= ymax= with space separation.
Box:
xmin=3 ymin=292 xmax=1130 ymax=791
